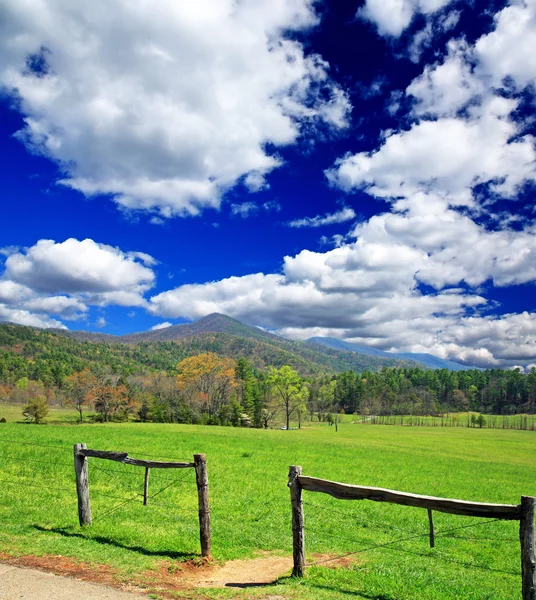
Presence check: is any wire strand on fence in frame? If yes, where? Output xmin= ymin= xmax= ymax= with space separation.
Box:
xmin=304 ymin=517 xmax=503 ymax=567
xmin=0 ymin=454 xmax=73 ymax=467
xmin=90 ymin=462 xmax=145 ymax=496
xmin=0 ymin=477 xmax=75 ymax=495
xmin=98 ymin=494 xmax=140 ymax=520
xmin=149 ymin=468 xmax=194 ymax=500
xmin=0 ymin=439 xmax=69 ymax=450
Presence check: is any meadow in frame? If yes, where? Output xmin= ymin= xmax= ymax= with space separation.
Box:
xmin=0 ymin=416 xmax=535 ymax=599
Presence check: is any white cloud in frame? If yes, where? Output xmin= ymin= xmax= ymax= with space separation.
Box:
xmin=475 ymin=0 xmax=536 ymax=90
xmin=407 ymin=39 xmax=483 ymax=117
xmin=230 ymin=202 xmax=259 ymax=218
xmin=328 ymin=96 xmax=535 ymax=206
xmin=95 ymin=316 xmax=106 ymax=328
xmin=149 ymin=186 xmax=536 ymax=368
xmin=0 ymin=0 xmax=349 ymax=219
xmin=287 ymin=207 xmax=356 ymax=228
xmin=22 ymin=295 xmax=87 ymax=319
xmin=0 ymin=305 xmax=66 ymax=329
xmin=0 ymin=237 xmax=157 ymax=328
xmin=408 ymin=10 xmax=461 ymax=63
xmin=5 ymin=238 xmax=155 ymax=295
xmin=263 ymin=200 xmax=282 ymax=212
xmin=335 ymin=2 xmax=536 ymax=209
xmin=358 ymin=0 xmax=455 ymax=37
xmin=151 ymin=321 xmax=173 ymax=331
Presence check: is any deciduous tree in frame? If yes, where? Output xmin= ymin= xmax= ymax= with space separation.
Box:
xmin=267 ymin=365 xmax=308 ymax=431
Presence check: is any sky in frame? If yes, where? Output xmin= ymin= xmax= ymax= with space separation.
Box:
xmin=0 ymin=0 xmax=535 ymax=370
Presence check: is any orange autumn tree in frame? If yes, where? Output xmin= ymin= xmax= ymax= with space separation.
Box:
xmin=65 ymin=368 xmax=97 ymax=422
xmin=176 ymin=353 xmax=236 ymax=420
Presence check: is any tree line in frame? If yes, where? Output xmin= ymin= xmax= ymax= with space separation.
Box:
xmin=1 ymin=350 xmax=535 ymax=426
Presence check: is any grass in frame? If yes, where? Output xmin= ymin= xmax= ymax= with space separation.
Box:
xmin=0 ymin=402 xmax=94 ymax=423
xmin=1 ymin=420 xmax=535 ymax=599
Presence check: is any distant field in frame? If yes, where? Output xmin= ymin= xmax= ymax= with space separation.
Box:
xmin=0 ymin=403 xmax=91 ymax=423
xmin=1 ymin=420 xmax=535 ymax=599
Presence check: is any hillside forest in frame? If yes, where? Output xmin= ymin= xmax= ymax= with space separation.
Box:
xmin=0 ymin=323 xmax=535 ymax=426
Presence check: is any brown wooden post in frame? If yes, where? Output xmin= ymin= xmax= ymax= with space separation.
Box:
xmin=194 ymin=454 xmax=211 ymax=558
xmin=520 ymin=496 xmax=536 ymax=600
xmin=143 ymin=467 xmax=150 ymax=506
xmin=74 ymin=443 xmax=92 ymax=526
xmin=427 ymin=509 xmax=435 ymax=548
xmin=288 ymin=465 xmax=305 ymax=577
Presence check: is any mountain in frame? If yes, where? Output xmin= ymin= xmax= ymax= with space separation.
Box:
xmin=0 ymin=314 xmax=428 ymax=381
xmin=120 ymin=313 xmax=280 ymax=343
xmin=306 ymin=337 xmax=472 ymax=371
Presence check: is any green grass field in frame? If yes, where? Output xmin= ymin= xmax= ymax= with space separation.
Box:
xmin=1 ymin=419 xmax=535 ymax=599
xmin=0 ymin=403 xmax=93 ymax=423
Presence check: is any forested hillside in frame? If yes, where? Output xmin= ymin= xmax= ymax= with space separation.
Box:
xmin=1 ymin=321 xmax=535 ymax=428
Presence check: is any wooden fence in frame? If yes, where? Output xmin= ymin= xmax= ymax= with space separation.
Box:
xmin=288 ymin=466 xmax=535 ymax=599
xmin=74 ymin=444 xmax=211 ymax=558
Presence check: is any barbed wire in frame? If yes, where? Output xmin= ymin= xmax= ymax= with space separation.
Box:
xmin=304 ymin=517 xmax=504 ymax=567
xmin=0 ymin=454 xmax=73 ymax=467
xmin=0 ymin=439 xmax=69 ymax=450
xmin=0 ymin=477 xmax=75 ymax=495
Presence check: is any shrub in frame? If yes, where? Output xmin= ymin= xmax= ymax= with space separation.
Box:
xmin=22 ymin=398 xmax=49 ymax=424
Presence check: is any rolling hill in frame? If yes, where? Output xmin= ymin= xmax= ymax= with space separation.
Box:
xmin=0 ymin=314 xmax=427 ymax=382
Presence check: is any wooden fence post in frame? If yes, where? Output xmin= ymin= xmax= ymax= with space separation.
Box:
xmin=194 ymin=454 xmax=211 ymax=558
xmin=427 ymin=509 xmax=435 ymax=548
xmin=289 ymin=465 xmax=305 ymax=577
xmin=143 ymin=467 xmax=150 ymax=506
xmin=74 ymin=443 xmax=92 ymax=526
xmin=520 ymin=496 xmax=536 ymax=600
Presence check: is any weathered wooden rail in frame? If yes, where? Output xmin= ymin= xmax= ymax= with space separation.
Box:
xmin=288 ymin=466 xmax=535 ymax=599
xmin=74 ymin=444 xmax=211 ymax=558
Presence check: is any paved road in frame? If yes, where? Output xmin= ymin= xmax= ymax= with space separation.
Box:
xmin=0 ymin=564 xmax=148 ymax=600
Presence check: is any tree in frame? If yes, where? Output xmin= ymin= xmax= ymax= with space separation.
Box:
xmin=94 ymin=383 xmax=136 ymax=422
xmin=65 ymin=369 xmax=97 ymax=422
xmin=176 ymin=353 xmax=236 ymax=421
xmin=22 ymin=397 xmax=49 ymax=424
xmin=316 ymin=380 xmax=336 ymax=421
xmin=267 ymin=366 xmax=309 ymax=431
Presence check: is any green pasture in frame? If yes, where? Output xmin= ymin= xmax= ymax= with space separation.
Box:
xmin=0 ymin=420 xmax=535 ymax=599
xmin=0 ymin=403 xmax=94 ymax=423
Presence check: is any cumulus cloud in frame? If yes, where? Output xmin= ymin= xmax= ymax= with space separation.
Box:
xmin=5 ymin=238 xmax=154 ymax=295
xmin=358 ymin=0 xmax=455 ymax=37
xmin=287 ymin=207 xmax=356 ymax=228
xmin=0 ymin=0 xmax=349 ymax=219
xmin=475 ymin=0 xmax=536 ymax=90
xmin=334 ymin=1 xmax=536 ymax=209
xmin=148 ymin=189 xmax=536 ymax=368
xmin=0 ymin=238 xmax=156 ymax=328
xmin=328 ymin=96 xmax=535 ymax=206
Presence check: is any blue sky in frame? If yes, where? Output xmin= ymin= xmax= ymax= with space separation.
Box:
xmin=0 ymin=0 xmax=535 ymax=369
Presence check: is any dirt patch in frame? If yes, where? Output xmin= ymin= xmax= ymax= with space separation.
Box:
xmin=192 ymin=555 xmax=293 ymax=588
xmin=0 ymin=551 xmax=357 ymax=598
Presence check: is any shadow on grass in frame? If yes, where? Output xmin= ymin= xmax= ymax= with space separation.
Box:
xmin=307 ymin=584 xmax=395 ymax=599
xmin=33 ymin=525 xmax=195 ymax=560
xmin=225 ymin=582 xmax=277 ymax=588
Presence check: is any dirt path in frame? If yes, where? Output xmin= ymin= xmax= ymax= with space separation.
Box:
xmin=0 ymin=553 xmax=355 ymax=598
xmin=0 ymin=564 xmax=148 ymax=600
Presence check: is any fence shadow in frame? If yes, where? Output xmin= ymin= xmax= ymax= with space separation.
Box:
xmin=308 ymin=584 xmax=395 ymax=599
xmin=33 ymin=525 xmax=196 ymax=560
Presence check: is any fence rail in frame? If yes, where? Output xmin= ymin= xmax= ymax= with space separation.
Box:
xmin=288 ymin=467 xmax=536 ymax=599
